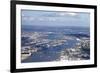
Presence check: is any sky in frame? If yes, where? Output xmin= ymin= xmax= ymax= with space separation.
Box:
xmin=21 ymin=10 xmax=90 ymax=27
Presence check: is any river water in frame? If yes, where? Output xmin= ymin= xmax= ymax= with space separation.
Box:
xmin=22 ymin=35 xmax=79 ymax=63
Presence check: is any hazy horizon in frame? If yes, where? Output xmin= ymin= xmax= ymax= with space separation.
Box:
xmin=21 ymin=10 xmax=90 ymax=27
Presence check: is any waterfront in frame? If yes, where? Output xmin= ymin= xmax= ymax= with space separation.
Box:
xmin=21 ymin=26 xmax=90 ymax=63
